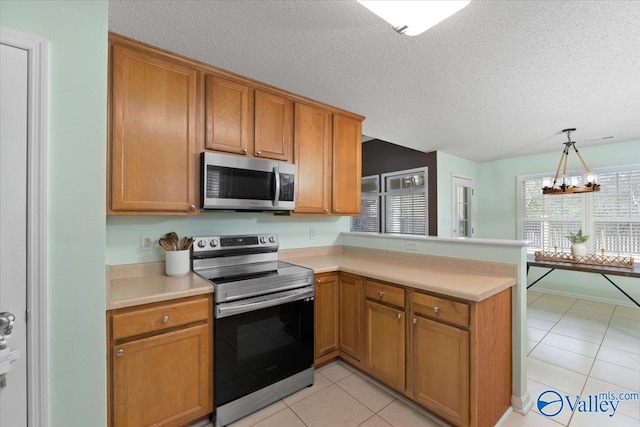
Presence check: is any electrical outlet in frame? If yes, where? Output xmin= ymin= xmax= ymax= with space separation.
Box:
xmin=405 ymin=242 xmax=419 ymax=251
xmin=140 ymin=234 xmax=154 ymax=253
xmin=309 ymin=227 xmax=317 ymax=240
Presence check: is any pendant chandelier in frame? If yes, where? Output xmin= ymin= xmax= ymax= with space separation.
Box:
xmin=542 ymin=128 xmax=600 ymax=195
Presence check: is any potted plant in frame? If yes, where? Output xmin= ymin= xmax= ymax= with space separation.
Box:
xmin=567 ymin=228 xmax=589 ymax=258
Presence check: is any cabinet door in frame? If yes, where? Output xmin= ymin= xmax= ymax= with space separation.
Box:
xmin=413 ymin=316 xmax=469 ymax=427
xmin=332 ymin=114 xmax=362 ymax=215
xmin=293 ymin=103 xmax=332 ymax=214
xmin=110 ymin=45 xmax=198 ymax=213
xmin=112 ymin=324 xmax=211 ymax=427
xmin=314 ymin=274 xmax=339 ymax=359
xmin=339 ymin=274 xmax=362 ymax=361
xmin=205 ymin=75 xmax=251 ymax=155
xmin=254 ymin=90 xmax=292 ymax=161
xmin=365 ymin=300 xmax=405 ymax=391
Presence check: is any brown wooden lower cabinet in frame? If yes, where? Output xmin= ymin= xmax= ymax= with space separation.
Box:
xmin=107 ymin=294 xmax=213 ymax=427
xmin=338 ymin=273 xmax=363 ymax=362
xmin=314 ymin=271 xmax=512 ymax=427
xmin=364 ymin=299 xmax=406 ymax=391
xmin=314 ymin=273 xmax=340 ymax=362
xmin=412 ymin=315 xmax=470 ymax=426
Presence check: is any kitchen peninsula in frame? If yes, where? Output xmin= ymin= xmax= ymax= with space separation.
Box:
xmin=281 ymin=242 xmax=517 ymax=427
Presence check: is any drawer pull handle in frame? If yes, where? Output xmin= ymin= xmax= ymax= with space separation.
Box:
xmin=161 ymin=315 xmax=170 ymax=323
xmin=433 ymin=306 xmax=440 ymax=313
xmin=378 ymin=291 xmax=385 ymax=297
xmin=116 ymin=349 xmax=124 ymax=357
xmin=397 ymin=313 xmax=402 ymax=319
xmin=412 ymin=318 xmax=417 ymax=324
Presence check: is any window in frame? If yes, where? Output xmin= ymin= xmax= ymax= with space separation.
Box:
xmin=518 ymin=165 xmax=640 ymax=256
xmin=351 ymin=168 xmax=428 ymax=236
xmin=351 ymin=176 xmax=380 ymax=233
xmin=383 ymin=168 xmax=428 ymax=235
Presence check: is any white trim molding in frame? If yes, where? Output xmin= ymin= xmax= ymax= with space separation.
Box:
xmin=1 ymin=26 xmax=49 ymax=427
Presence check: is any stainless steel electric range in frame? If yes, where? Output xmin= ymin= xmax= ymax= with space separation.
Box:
xmin=192 ymin=234 xmax=314 ymax=427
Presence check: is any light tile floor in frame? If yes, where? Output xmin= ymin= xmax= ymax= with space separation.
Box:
xmin=227 ymin=291 xmax=640 ymax=427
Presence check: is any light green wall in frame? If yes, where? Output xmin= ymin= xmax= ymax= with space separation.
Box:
xmin=432 ymin=141 xmax=640 ymax=306
xmin=436 ymin=151 xmax=479 ymax=237
xmin=1 ymin=1 xmax=108 ymax=426
xmin=106 ymin=214 xmax=349 ymax=265
xmin=476 ymin=139 xmax=640 ymax=305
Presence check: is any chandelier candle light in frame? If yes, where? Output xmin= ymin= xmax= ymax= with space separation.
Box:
xmin=542 ymin=128 xmax=600 ymax=195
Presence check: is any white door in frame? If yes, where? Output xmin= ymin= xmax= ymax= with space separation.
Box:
xmin=0 ymin=42 xmax=29 ymax=427
xmin=451 ymin=175 xmax=475 ymax=238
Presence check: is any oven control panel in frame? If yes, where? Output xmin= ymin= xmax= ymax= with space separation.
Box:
xmin=192 ymin=234 xmax=278 ymax=254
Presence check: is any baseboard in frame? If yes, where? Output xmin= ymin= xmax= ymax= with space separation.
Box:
xmin=494 ymin=407 xmax=513 ymax=426
xmin=511 ymin=390 xmax=533 ymax=415
xmin=528 ymin=286 xmax=637 ymax=308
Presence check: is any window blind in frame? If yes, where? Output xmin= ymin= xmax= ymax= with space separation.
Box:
xmin=518 ymin=165 xmax=640 ymax=256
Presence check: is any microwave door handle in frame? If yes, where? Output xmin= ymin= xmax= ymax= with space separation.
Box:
xmin=273 ymin=166 xmax=280 ymax=207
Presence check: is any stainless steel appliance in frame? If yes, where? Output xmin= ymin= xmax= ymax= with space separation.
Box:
xmin=201 ymin=152 xmax=296 ymax=211
xmin=192 ymin=234 xmax=314 ymax=427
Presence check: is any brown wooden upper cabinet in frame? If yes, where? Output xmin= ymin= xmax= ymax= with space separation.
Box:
xmin=107 ymin=33 xmax=363 ymax=215
xmin=294 ymin=103 xmax=363 ymax=215
xmin=205 ymin=75 xmax=292 ymax=162
xmin=204 ymin=75 xmax=251 ymax=156
xmin=108 ymin=41 xmax=199 ymax=215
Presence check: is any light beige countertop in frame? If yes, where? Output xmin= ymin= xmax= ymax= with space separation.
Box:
xmin=281 ymin=247 xmax=516 ymax=302
xmin=108 ymin=262 xmax=213 ymax=310
xmin=107 ymin=246 xmax=516 ymax=309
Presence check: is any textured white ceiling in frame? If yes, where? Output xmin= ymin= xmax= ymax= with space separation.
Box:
xmin=109 ymin=0 xmax=640 ymax=162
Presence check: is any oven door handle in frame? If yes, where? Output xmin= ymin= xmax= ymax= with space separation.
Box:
xmin=216 ymin=287 xmax=314 ymax=319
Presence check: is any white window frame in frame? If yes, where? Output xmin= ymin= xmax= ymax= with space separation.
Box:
xmin=382 ymin=167 xmax=429 ymax=236
xmin=350 ymin=175 xmax=381 ymax=233
xmin=517 ymin=163 xmax=640 ymax=256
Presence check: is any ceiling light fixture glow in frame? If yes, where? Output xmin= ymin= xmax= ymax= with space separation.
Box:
xmin=357 ymin=0 xmax=471 ymax=36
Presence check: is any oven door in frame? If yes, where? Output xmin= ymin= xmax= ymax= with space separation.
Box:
xmin=214 ymin=287 xmax=314 ymax=408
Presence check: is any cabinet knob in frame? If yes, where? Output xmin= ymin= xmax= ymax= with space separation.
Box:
xmin=316 ymin=279 xmax=322 ymax=284
xmin=334 ymin=208 xmax=339 ymax=213
xmin=412 ymin=318 xmax=417 ymax=324
xmin=116 ymin=349 xmax=124 ymax=357
xmin=378 ymin=291 xmax=384 ymax=297
xmin=161 ymin=315 xmax=170 ymax=323
xmin=323 ymin=208 xmax=328 ymax=213
xmin=397 ymin=313 xmax=402 ymax=319
xmin=433 ymin=306 xmax=440 ymax=313
xmin=189 ymin=204 xmax=196 ymax=210
xmin=257 ymin=150 xmax=262 ymax=155
xmin=242 ymin=148 xmax=248 ymax=153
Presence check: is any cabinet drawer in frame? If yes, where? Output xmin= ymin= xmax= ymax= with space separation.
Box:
xmin=112 ymin=297 xmax=209 ymax=340
xmin=413 ymin=292 xmax=469 ymax=328
xmin=365 ymin=280 xmax=405 ymax=308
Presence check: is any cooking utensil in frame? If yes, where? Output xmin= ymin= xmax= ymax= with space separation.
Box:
xmin=159 ymin=237 xmax=174 ymax=251
xmin=178 ymin=236 xmax=188 ymax=250
xmin=169 ymin=232 xmax=179 ymax=248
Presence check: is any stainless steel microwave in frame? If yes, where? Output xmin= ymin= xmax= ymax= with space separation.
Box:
xmin=201 ymin=152 xmax=296 ymax=211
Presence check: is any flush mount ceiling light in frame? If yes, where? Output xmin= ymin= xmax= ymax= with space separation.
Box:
xmin=542 ymin=128 xmax=600 ymax=195
xmin=357 ymin=0 xmax=471 ymax=36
